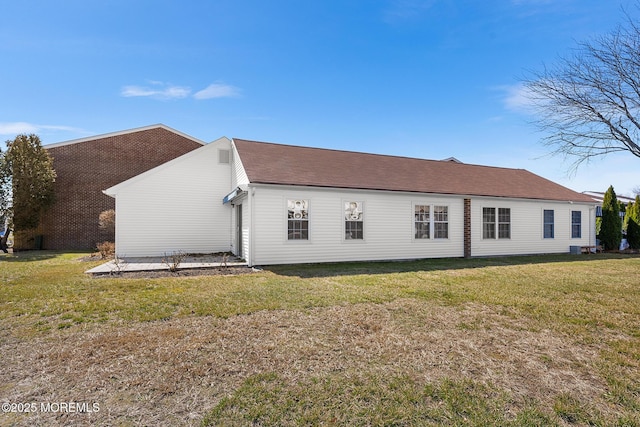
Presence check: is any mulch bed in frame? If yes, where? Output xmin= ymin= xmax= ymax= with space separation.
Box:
xmin=92 ymin=266 xmax=257 ymax=279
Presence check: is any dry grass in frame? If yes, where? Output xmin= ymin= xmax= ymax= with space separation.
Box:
xmin=0 ymin=252 xmax=639 ymax=426
xmin=0 ymin=300 xmax=612 ymax=426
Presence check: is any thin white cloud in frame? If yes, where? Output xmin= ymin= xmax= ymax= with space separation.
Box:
xmin=499 ymin=83 xmax=537 ymax=113
xmin=120 ymin=81 xmax=191 ymax=100
xmin=121 ymin=81 xmax=241 ymax=100
xmin=193 ymin=83 xmax=241 ymax=100
xmin=0 ymin=122 xmax=88 ymax=137
xmin=0 ymin=122 xmax=39 ymax=135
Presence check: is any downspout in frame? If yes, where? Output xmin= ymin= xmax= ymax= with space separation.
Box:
xmin=249 ymin=185 xmax=256 ymax=267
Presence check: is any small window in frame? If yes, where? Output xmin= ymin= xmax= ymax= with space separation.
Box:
xmin=572 ymin=211 xmax=582 ymax=238
xmin=543 ymin=209 xmax=554 ymax=239
xmin=345 ymin=201 xmax=363 ymax=240
xmin=433 ymin=205 xmax=448 ymax=239
xmin=287 ymin=200 xmax=308 ymax=240
xmin=415 ymin=205 xmax=430 ymax=239
xmin=483 ymin=208 xmax=496 ymax=239
xmin=218 ymin=149 xmax=231 ymax=164
xmin=498 ymin=208 xmax=511 ymax=239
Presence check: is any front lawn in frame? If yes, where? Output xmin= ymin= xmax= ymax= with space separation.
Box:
xmin=0 ymin=252 xmax=638 ymax=426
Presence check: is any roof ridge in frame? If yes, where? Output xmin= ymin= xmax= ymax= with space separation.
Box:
xmin=232 ymin=138 xmax=526 ymax=172
xmin=46 ymin=124 xmax=206 ymax=148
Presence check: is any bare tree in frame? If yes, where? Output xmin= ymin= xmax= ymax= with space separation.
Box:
xmin=523 ymin=6 xmax=640 ymax=170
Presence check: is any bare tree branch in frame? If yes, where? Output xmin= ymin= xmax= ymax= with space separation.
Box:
xmin=523 ymin=4 xmax=640 ymax=170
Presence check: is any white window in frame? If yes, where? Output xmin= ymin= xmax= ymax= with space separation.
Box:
xmin=414 ymin=205 xmax=430 ymax=239
xmin=483 ymin=207 xmax=511 ymax=239
xmin=344 ymin=201 xmax=363 ymax=240
xmin=434 ymin=206 xmax=449 ymax=239
xmin=498 ymin=208 xmax=511 ymax=239
xmin=414 ymin=204 xmax=449 ymax=240
xmin=543 ymin=209 xmax=554 ymax=239
xmin=571 ymin=211 xmax=582 ymax=238
xmin=287 ymin=200 xmax=308 ymax=240
xmin=483 ymin=208 xmax=496 ymax=239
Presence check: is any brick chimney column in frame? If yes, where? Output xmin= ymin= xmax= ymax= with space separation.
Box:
xmin=464 ymin=198 xmax=471 ymax=258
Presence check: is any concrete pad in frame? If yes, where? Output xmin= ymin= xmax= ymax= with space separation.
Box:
xmin=85 ymin=255 xmax=247 ymax=274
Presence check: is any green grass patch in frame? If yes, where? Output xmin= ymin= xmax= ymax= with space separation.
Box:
xmin=203 ymin=373 xmax=561 ymax=426
xmin=2 ymin=252 xmax=639 ymax=337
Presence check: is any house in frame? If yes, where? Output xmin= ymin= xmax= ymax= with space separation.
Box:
xmin=19 ymin=125 xmax=205 ymax=250
xmin=104 ymin=137 xmax=597 ymax=266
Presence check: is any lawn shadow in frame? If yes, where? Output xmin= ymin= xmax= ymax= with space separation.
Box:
xmin=264 ymin=253 xmax=638 ymax=278
xmin=0 ymin=250 xmax=63 ymax=262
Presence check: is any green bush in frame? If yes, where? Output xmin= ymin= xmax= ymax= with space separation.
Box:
xmin=600 ymin=186 xmax=622 ymax=251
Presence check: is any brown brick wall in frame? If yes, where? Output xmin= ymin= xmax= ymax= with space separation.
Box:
xmin=464 ymin=198 xmax=471 ymax=258
xmin=22 ymin=127 xmax=203 ymax=251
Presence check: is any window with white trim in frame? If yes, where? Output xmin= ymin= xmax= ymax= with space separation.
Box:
xmin=543 ymin=209 xmax=554 ymax=239
xmin=414 ymin=204 xmax=449 ymax=240
xmin=498 ymin=208 xmax=511 ymax=239
xmin=571 ymin=210 xmax=581 ymax=238
xmin=483 ymin=207 xmax=511 ymax=239
xmin=344 ymin=201 xmax=363 ymax=240
xmin=287 ymin=199 xmax=308 ymax=240
xmin=433 ymin=205 xmax=449 ymax=239
xmin=483 ymin=208 xmax=496 ymax=239
xmin=414 ymin=205 xmax=430 ymax=239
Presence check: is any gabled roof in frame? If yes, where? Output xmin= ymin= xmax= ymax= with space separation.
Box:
xmin=233 ymin=139 xmax=595 ymax=203
xmin=44 ymin=124 xmax=206 ymax=149
xmin=104 ymin=137 xmax=230 ymax=196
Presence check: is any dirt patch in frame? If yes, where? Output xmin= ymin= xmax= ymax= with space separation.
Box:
xmin=0 ymin=299 xmax=611 ymax=426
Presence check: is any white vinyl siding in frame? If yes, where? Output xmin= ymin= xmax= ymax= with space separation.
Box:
xmin=471 ymin=198 xmax=595 ymax=257
xmin=249 ymin=186 xmax=464 ymax=265
xmin=112 ymin=138 xmax=233 ymax=257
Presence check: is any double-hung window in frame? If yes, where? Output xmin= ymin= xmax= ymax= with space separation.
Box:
xmin=483 ymin=207 xmax=511 ymax=239
xmin=543 ymin=209 xmax=554 ymax=239
xmin=287 ymin=199 xmax=309 ymax=240
xmin=344 ymin=201 xmax=363 ymax=240
xmin=498 ymin=208 xmax=511 ymax=239
xmin=433 ymin=206 xmax=449 ymax=239
xmin=414 ymin=205 xmax=430 ymax=239
xmin=571 ymin=211 xmax=582 ymax=238
xmin=414 ymin=204 xmax=448 ymax=240
xmin=483 ymin=208 xmax=496 ymax=239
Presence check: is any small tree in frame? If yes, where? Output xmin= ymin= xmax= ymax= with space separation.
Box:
xmin=626 ymin=196 xmax=640 ymax=249
xmin=600 ymin=185 xmax=622 ymax=251
xmin=98 ymin=209 xmax=115 ymax=237
xmin=3 ymin=134 xmax=56 ymax=239
xmin=0 ymin=149 xmax=10 ymax=252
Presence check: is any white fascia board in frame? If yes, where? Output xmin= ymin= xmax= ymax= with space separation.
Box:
xmin=44 ymin=124 xmax=207 ymax=149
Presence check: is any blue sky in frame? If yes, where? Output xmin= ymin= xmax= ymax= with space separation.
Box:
xmin=1 ymin=0 xmax=638 ymax=196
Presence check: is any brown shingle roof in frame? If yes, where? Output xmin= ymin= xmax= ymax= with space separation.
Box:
xmin=233 ymin=139 xmax=595 ymax=203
